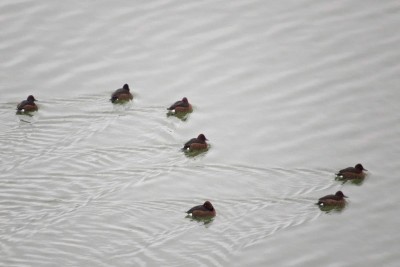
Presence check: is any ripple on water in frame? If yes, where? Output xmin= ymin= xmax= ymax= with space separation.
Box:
xmin=1 ymin=158 xmax=332 ymax=266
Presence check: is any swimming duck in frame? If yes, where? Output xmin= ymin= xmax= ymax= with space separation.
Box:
xmin=183 ymin=134 xmax=208 ymax=150
xmin=110 ymin=84 xmax=133 ymax=103
xmin=17 ymin=95 xmax=38 ymax=112
xmin=186 ymin=201 xmax=216 ymax=218
xmin=336 ymin=164 xmax=367 ymax=179
xmin=167 ymin=97 xmax=192 ymax=113
xmin=317 ymin=191 xmax=348 ymax=207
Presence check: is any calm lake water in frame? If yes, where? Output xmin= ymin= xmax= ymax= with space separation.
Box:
xmin=1 ymin=1 xmax=400 ymax=266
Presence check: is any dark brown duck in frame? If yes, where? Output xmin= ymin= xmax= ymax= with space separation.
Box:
xmin=186 ymin=201 xmax=216 ymax=218
xmin=167 ymin=97 xmax=192 ymax=113
xmin=183 ymin=134 xmax=208 ymax=150
xmin=336 ymin=164 xmax=367 ymax=179
xmin=17 ymin=95 xmax=38 ymax=112
xmin=317 ymin=191 xmax=348 ymax=207
xmin=110 ymin=84 xmax=133 ymax=103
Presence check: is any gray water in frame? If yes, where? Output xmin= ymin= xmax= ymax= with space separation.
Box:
xmin=1 ymin=1 xmax=400 ymax=266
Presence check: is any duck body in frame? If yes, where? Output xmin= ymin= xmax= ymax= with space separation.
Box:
xmin=110 ymin=84 xmax=133 ymax=103
xmin=167 ymin=97 xmax=192 ymax=113
xmin=17 ymin=95 xmax=38 ymax=112
xmin=183 ymin=134 xmax=208 ymax=150
xmin=317 ymin=191 xmax=348 ymax=207
xmin=187 ymin=201 xmax=216 ymax=218
xmin=336 ymin=164 xmax=367 ymax=179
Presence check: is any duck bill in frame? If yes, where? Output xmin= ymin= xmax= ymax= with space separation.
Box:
xmin=344 ymin=195 xmax=348 ymax=198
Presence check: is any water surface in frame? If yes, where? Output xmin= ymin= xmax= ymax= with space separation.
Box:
xmin=1 ymin=1 xmax=400 ymax=266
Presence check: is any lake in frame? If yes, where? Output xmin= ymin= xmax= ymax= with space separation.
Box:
xmin=1 ymin=0 xmax=400 ymax=266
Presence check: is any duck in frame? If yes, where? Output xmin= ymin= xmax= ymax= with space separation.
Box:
xmin=167 ymin=97 xmax=192 ymax=113
xmin=336 ymin=163 xmax=367 ymax=179
xmin=317 ymin=191 xmax=348 ymax=207
xmin=183 ymin=134 xmax=208 ymax=150
xmin=110 ymin=84 xmax=133 ymax=103
xmin=17 ymin=95 xmax=38 ymax=112
xmin=186 ymin=201 xmax=216 ymax=218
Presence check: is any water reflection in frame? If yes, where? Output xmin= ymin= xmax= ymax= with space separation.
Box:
xmin=111 ymin=100 xmax=133 ymax=111
xmin=335 ymin=176 xmax=365 ymax=186
xmin=16 ymin=110 xmax=35 ymax=117
xmin=185 ymin=214 xmax=215 ymax=226
xmin=16 ymin=111 xmax=37 ymax=124
xmin=110 ymin=99 xmax=132 ymax=105
xmin=317 ymin=204 xmax=346 ymax=214
xmin=166 ymin=110 xmax=192 ymax=121
xmin=183 ymin=147 xmax=209 ymax=158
